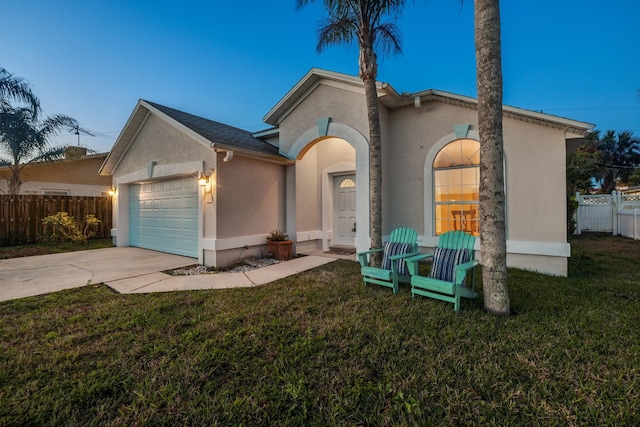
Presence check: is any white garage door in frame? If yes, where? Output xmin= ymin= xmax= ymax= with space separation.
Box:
xmin=129 ymin=177 xmax=198 ymax=258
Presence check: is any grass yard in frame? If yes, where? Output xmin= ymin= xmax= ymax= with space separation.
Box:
xmin=0 ymin=234 xmax=639 ymax=425
xmin=0 ymin=238 xmax=114 ymax=259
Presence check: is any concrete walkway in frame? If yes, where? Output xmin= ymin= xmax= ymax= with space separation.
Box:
xmin=0 ymin=247 xmax=340 ymax=302
xmin=106 ymin=255 xmax=336 ymax=294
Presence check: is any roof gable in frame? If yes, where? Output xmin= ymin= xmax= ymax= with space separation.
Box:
xmin=100 ymin=100 xmax=287 ymax=176
xmin=263 ymin=68 xmax=390 ymax=126
xmin=264 ymin=68 xmax=595 ymax=136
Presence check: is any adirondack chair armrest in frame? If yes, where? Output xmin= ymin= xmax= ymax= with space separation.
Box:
xmin=454 ymin=259 xmax=480 ymax=284
xmin=405 ymin=253 xmax=433 ymax=276
xmin=389 ymin=251 xmax=420 ymax=277
xmin=357 ymin=248 xmax=384 ymax=266
xmin=388 ymin=250 xmax=420 ymax=261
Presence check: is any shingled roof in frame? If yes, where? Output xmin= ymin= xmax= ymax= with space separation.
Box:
xmin=144 ymin=100 xmax=282 ymax=158
xmin=100 ymin=100 xmax=289 ymax=176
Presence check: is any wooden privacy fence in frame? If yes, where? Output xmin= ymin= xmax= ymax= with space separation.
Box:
xmin=0 ymin=195 xmax=113 ymax=245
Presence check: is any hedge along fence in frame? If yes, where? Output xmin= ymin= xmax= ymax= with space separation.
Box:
xmin=0 ymin=195 xmax=113 ymax=245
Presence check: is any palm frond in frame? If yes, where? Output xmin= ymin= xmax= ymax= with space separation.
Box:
xmin=27 ymin=145 xmax=67 ymax=164
xmin=317 ymin=15 xmax=358 ymax=52
xmin=373 ymin=21 xmax=403 ymax=57
xmin=0 ymin=107 xmax=81 ymax=166
xmin=0 ymin=68 xmax=40 ymax=116
xmin=38 ymin=114 xmax=79 ymax=140
xmin=294 ymin=0 xmax=316 ymax=10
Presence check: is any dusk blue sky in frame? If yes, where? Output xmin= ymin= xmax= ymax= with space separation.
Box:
xmin=2 ymin=0 xmax=639 ymax=153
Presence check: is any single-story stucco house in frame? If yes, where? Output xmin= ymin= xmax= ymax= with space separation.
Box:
xmin=99 ymin=68 xmax=594 ymax=276
xmin=1 ymin=147 xmax=111 ymax=196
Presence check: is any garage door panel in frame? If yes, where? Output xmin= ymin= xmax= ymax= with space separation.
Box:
xmin=129 ymin=177 xmax=198 ymax=258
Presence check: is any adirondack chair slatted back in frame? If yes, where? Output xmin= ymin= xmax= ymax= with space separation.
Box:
xmin=389 ymin=227 xmax=418 ymax=247
xmin=437 ymin=230 xmax=476 ymax=258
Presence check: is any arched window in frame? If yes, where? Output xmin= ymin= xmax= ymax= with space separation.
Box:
xmin=433 ymin=139 xmax=480 ymax=236
xmin=339 ymin=178 xmax=356 ymax=188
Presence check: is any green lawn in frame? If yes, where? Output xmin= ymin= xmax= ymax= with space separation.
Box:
xmin=1 ymin=234 xmax=638 ymax=426
xmin=0 ymin=238 xmax=114 ymax=259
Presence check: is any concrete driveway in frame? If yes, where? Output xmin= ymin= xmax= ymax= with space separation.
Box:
xmin=0 ymin=247 xmax=195 ymax=302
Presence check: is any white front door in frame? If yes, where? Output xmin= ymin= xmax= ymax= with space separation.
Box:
xmin=333 ymin=175 xmax=356 ymax=247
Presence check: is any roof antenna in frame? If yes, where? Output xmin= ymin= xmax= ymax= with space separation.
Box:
xmin=74 ymin=124 xmax=95 ymax=146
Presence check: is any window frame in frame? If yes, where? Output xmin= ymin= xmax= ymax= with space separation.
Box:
xmin=432 ymin=139 xmax=480 ymax=236
xmin=433 ymin=164 xmax=480 ymax=236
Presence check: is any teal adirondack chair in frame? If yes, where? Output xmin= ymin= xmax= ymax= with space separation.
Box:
xmin=406 ymin=230 xmax=479 ymax=312
xmin=357 ymin=227 xmax=419 ymax=294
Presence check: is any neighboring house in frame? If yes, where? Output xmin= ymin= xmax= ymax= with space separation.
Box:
xmin=624 ymin=186 xmax=640 ymax=195
xmin=100 ymin=68 xmax=594 ymax=276
xmin=0 ymin=147 xmax=112 ymax=196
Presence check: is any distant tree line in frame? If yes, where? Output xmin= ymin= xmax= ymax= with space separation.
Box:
xmin=568 ymin=129 xmax=640 ymax=195
xmin=566 ymin=129 xmax=640 ymax=235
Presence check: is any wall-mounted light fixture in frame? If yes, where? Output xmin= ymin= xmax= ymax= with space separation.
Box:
xmin=198 ymin=172 xmax=209 ymax=187
xmin=199 ymin=169 xmax=215 ymax=204
xmin=107 ymin=186 xmax=116 ymax=196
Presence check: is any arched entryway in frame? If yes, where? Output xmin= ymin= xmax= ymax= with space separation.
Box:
xmin=282 ymin=121 xmax=370 ymax=253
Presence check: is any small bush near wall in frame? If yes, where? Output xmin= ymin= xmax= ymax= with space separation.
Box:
xmin=41 ymin=212 xmax=101 ymax=244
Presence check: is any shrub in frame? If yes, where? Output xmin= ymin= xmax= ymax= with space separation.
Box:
xmin=266 ymin=229 xmax=289 ymax=241
xmin=41 ymin=212 xmax=101 ymax=244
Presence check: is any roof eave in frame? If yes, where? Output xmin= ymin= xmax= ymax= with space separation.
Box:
xmin=210 ymin=143 xmax=294 ymax=165
xmin=407 ymin=90 xmax=595 ymax=136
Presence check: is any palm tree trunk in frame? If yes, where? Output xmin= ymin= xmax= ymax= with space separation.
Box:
xmin=474 ymin=0 xmax=510 ymax=315
xmin=8 ymin=164 xmax=22 ymax=195
xmin=363 ymin=75 xmax=383 ymax=265
xmin=360 ymin=41 xmax=383 ymax=266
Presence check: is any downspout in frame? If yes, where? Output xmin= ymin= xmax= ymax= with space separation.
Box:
xmin=209 ymin=143 xmax=234 ymax=162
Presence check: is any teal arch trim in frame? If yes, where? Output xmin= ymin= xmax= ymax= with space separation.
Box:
xmin=453 ymin=124 xmax=471 ymax=139
xmin=317 ymin=117 xmax=331 ymax=137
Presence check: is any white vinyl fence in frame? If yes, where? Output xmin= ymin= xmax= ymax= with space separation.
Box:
xmin=575 ymin=191 xmax=640 ymax=239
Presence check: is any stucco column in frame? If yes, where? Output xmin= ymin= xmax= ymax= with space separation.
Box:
xmin=114 ymin=183 xmax=129 ymax=247
xmin=286 ymin=164 xmax=297 ymax=255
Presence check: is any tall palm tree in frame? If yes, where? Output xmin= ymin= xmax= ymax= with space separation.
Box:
xmin=595 ymin=130 xmax=640 ymax=193
xmin=0 ymin=67 xmax=40 ymax=115
xmin=297 ymin=0 xmax=405 ymax=264
xmin=0 ymin=107 xmax=80 ymax=194
xmin=474 ymin=0 xmax=510 ymax=315
xmin=567 ymin=136 xmax=603 ymax=196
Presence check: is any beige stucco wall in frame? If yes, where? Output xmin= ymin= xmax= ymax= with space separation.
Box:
xmin=278 ymin=83 xmax=370 ymax=155
xmin=216 ymin=153 xmax=286 ymax=239
xmin=386 ymin=103 xmax=478 ymax=233
xmin=387 ymin=102 xmax=568 ymax=247
xmin=296 ymin=144 xmax=320 ymax=232
xmin=202 ymin=153 xmax=286 ymax=267
xmin=503 ymin=120 xmax=567 ymax=243
xmin=113 ymin=114 xmax=215 ymax=178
